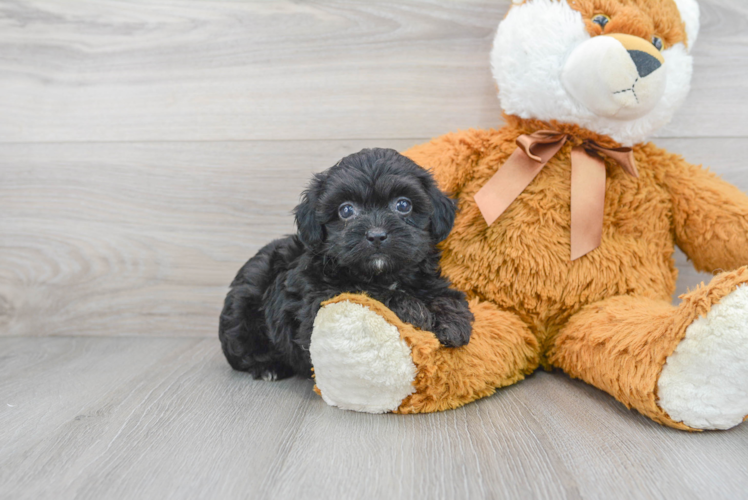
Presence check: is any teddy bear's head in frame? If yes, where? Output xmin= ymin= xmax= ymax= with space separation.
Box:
xmin=491 ymin=0 xmax=700 ymax=145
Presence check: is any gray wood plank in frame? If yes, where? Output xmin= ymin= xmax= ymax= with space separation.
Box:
xmin=1 ymin=0 xmax=746 ymax=143
xmin=657 ymin=0 xmax=748 ymax=139
xmin=1 ymin=337 xmax=747 ymax=500
xmin=1 ymin=137 xmax=745 ymax=337
xmin=0 ymin=0 xmax=506 ymax=143
xmin=0 ymin=336 xmax=207 ymax=460
xmin=0 ymin=337 xmax=318 ymax=500
xmin=267 ymin=377 xmax=581 ymax=500
xmin=513 ymin=373 xmax=748 ymax=500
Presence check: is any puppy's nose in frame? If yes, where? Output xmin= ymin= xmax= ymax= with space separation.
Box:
xmin=366 ymin=228 xmax=388 ymax=245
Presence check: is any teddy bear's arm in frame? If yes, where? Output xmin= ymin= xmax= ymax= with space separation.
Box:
xmin=403 ymin=129 xmax=489 ymax=195
xmin=663 ymin=156 xmax=748 ymax=273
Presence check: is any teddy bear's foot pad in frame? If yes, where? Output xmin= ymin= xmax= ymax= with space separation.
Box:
xmin=658 ymin=285 xmax=748 ymax=430
xmin=310 ymin=300 xmax=417 ymax=413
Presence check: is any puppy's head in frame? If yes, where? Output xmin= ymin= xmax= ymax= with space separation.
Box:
xmin=294 ymin=148 xmax=455 ymax=276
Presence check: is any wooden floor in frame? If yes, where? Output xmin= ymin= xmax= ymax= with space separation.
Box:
xmin=2 ymin=337 xmax=748 ymax=500
xmin=2 ymin=1 xmax=748 ymax=499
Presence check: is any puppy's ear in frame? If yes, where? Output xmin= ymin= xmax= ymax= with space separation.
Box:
xmin=427 ymin=183 xmax=457 ymax=243
xmin=294 ymin=172 xmax=326 ymax=248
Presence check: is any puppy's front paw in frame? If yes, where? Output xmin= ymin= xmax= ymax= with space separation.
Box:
xmin=433 ymin=321 xmax=472 ymax=347
xmin=430 ymin=295 xmax=474 ymax=347
xmin=387 ymin=295 xmax=435 ymax=331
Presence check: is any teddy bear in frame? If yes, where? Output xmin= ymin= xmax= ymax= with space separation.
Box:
xmin=307 ymin=0 xmax=748 ymax=431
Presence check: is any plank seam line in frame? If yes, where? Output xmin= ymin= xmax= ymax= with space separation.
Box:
xmin=0 ymin=136 xmax=745 ymax=146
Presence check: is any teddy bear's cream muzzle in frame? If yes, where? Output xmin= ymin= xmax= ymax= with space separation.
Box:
xmin=562 ymin=33 xmax=667 ymax=121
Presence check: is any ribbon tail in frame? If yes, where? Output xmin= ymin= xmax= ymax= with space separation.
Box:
xmin=474 ymin=148 xmax=544 ymax=226
xmin=475 ymin=135 xmax=566 ymax=226
xmin=570 ymin=147 xmax=607 ymax=261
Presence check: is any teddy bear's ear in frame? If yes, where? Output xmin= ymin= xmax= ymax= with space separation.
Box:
xmin=294 ymin=172 xmax=327 ymax=248
xmin=673 ymin=0 xmax=700 ymax=50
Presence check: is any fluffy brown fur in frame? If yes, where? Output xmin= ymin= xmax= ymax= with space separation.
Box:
xmin=572 ymin=0 xmax=689 ymax=48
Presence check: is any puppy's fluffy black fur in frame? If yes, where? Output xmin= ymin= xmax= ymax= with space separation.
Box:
xmin=219 ymin=148 xmax=473 ymax=380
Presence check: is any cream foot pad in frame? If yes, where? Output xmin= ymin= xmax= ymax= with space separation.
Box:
xmin=658 ymin=285 xmax=748 ymax=430
xmin=310 ymin=301 xmax=416 ymax=413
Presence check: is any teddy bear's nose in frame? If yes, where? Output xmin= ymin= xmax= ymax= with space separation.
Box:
xmin=604 ymin=33 xmax=665 ymax=79
xmin=628 ymin=50 xmax=662 ymax=78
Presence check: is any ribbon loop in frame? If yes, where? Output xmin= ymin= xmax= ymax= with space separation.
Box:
xmin=583 ymin=141 xmax=639 ymax=178
xmin=474 ymin=130 xmax=639 ymax=261
xmin=516 ymin=131 xmax=568 ymax=162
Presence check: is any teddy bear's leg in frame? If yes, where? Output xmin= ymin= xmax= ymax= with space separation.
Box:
xmin=549 ymin=267 xmax=748 ymax=431
xmin=310 ymin=293 xmax=539 ymax=414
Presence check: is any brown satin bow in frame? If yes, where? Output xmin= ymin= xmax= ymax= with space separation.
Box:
xmin=474 ymin=130 xmax=639 ymax=261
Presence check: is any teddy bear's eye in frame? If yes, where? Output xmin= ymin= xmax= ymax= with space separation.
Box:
xmin=592 ymin=14 xmax=610 ymax=29
xmin=652 ymin=36 xmax=663 ymax=51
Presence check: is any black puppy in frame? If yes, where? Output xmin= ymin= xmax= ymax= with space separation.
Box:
xmin=219 ymin=148 xmax=473 ymax=380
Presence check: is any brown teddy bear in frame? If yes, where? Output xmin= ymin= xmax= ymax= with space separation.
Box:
xmin=308 ymin=0 xmax=748 ymax=431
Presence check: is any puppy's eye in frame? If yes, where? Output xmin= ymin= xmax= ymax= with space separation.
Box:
xmin=394 ymin=198 xmax=412 ymax=214
xmin=592 ymin=14 xmax=609 ymax=29
xmin=338 ymin=203 xmax=356 ymax=220
xmin=652 ymin=36 xmax=663 ymax=51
